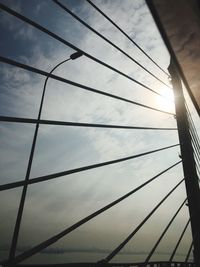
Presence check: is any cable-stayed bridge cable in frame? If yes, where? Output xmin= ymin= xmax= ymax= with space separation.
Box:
xmin=191 ymin=140 xmax=200 ymax=168
xmin=186 ymin=103 xmax=200 ymax=145
xmin=0 ymin=3 xmax=166 ymax=98
xmin=144 ymin=198 xmax=187 ymax=265
xmin=169 ymin=219 xmax=191 ymax=262
xmin=53 ymin=0 xmax=171 ymax=88
xmin=185 ymin=241 xmax=193 ymax=262
xmin=4 ymin=162 xmax=181 ymax=264
xmin=103 ymin=178 xmax=185 ymax=262
xmin=190 ymin=129 xmax=200 ymax=162
xmin=0 ymin=115 xmax=178 ymax=131
xmin=0 ymin=56 xmax=175 ymax=116
xmin=189 ymin=126 xmax=200 ymax=155
xmin=188 ymin=127 xmax=200 ymax=166
xmin=187 ymin=111 xmax=200 ymax=153
xmin=0 ymin=148 xmax=180 ymax=192
xmin=86 ymin=0 xmax=170 ymax=77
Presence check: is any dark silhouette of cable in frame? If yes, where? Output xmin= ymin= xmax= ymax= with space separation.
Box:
xmin=8 ymin=53 xmax=82 ymax=263
xmin=190 ymin=139 xmax=200 ymax=168
xmin=185 ymin=103 xmax=200 ymax=145
xmin=53 ymin=0 xmax=171 ymax=89
xmin=6 ymin=162 xmax=181 ymax=264
xmin=187 ymin=125 xmax=200 ymax=168
xmin=0 ymin=148 xmax=180 ymax=192
xmin=193 ymin=154 xmax=200 ymax=173
xmin=188 ymin=112 xmax=200 ymax=144
xmin=0 ymin=3 xmax=168 ymax=98
xmin=191 ymin=129 xmax=200 ymax=153
xmin=185 ymin=93 xmax=200 ymax=182
xmin=0 ymin=115 xmax=177 ymax=131
xmin=169 ymin=219 xmax=191 ymax=262
xmin=103 ymin=178 xmax=185 ymax=262
xmin=188 ymin=131 xmax=200 ymax=173
xmin=190 ymin=142 xmax=200 ymax=174
xmin=190 ymin=135 xmax=200 ymax=168
xmin=185 ymin=241 xmax=193 ymax=262
xmin=185 ymin=105 xmax=200 ymax=179
xmin=189 ymin=127 xmax=200 ymax=157
xmin=86 ymin=0 xmax=170 ymax=78
xmin=193 ymin=154 xmax=200 ymax=176
xmin=186 ymin=109 xmax=200 ymax=167
xmin=190 ymin=128 xmax=200 ymax=162
xmin=196 ymin=164 xmax=200 ymax=181
xmin=144 ymin=198 xmax=187 ymax=264
xmin=0 ymin=56 xmax=175 ymax=116
xmin=196 ymin=165 xmax=200 ymax=180
xmin=186 ymin=108 xmax=200 ymax=153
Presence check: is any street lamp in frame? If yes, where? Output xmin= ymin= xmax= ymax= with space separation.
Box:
xmin=8 ymin=51 xmax=83 ymax=262
xmin=43 ymin=51 xmax=83 ymax=96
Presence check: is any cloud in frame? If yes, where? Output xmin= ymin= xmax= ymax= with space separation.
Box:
xmin=1 ymin=0 xmax=36 ymax=41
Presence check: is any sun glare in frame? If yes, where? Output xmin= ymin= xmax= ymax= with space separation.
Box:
xmin=156 ymin=87 xmax=175 ymax=113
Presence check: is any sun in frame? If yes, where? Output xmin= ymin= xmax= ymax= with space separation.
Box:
xmin=155 ymin=87 xmax=175 ymax=113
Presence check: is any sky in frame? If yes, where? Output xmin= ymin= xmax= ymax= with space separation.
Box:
xmin=0 ymin=0 xmax=197 ymax=264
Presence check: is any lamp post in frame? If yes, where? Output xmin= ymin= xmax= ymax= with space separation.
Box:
xmin=8 ymin=51 xmax=83 ymax=264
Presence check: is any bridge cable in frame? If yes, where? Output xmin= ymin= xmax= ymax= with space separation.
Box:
xmin=0 ymin=56 xmax=175 ymax=116
xmin=190 ymin=136 xmax=200 ymax=166
xmin=0 ymin=3 xmax=167 ymax=99
xmin=169 ymin=219 xmax=191 ymax=262
xmin=185 ymin=241 xmax=193 ymax=263
xmin=0 ymin=149 xmax=181 ymax=192
xmin=196 ymin=167 xmax=200 ymax=181
xmin=191 ymin=141 xmax=200 ymax=170
xmin=103 ymin=178 xmax=184 ymax=262
xmin=0 ymin=115 xmax=177 ymax=131
xmin=187 ymin=117 xmax=200 ymax=155
xmin=188 ymin=130 xmax=200 ymax=169
xmin=53 ymin=0 xmax=170 ymax=89
xmin=2 ymin=163 xmax=182 ymax=264
xmin=187 ymin=115 xmax=200 ymax=170
xmin=185 ymin=106 xmax=200 ymax=178
xmin=185 ymin=103 xmax=200 ymax=145
xmin=189 ymin=128 xmax=200 ymax=159
xmin=86 ymin=0 xmax=169 ymax=77
xmin=144 ymin=198 xmax=187 ymax=265
xmin=188 ymin=117 xmax=200 ymax=148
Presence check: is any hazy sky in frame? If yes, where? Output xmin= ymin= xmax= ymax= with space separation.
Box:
xmin=0 ymin=0 xmax=195 ymax=264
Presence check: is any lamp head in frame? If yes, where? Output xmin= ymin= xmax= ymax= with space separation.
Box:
xmin=70 ymin=51 xmax=83 ymax=60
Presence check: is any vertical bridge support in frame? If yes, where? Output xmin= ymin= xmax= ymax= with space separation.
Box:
xmin=168 ymin=60 xmax=200 ymax=263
